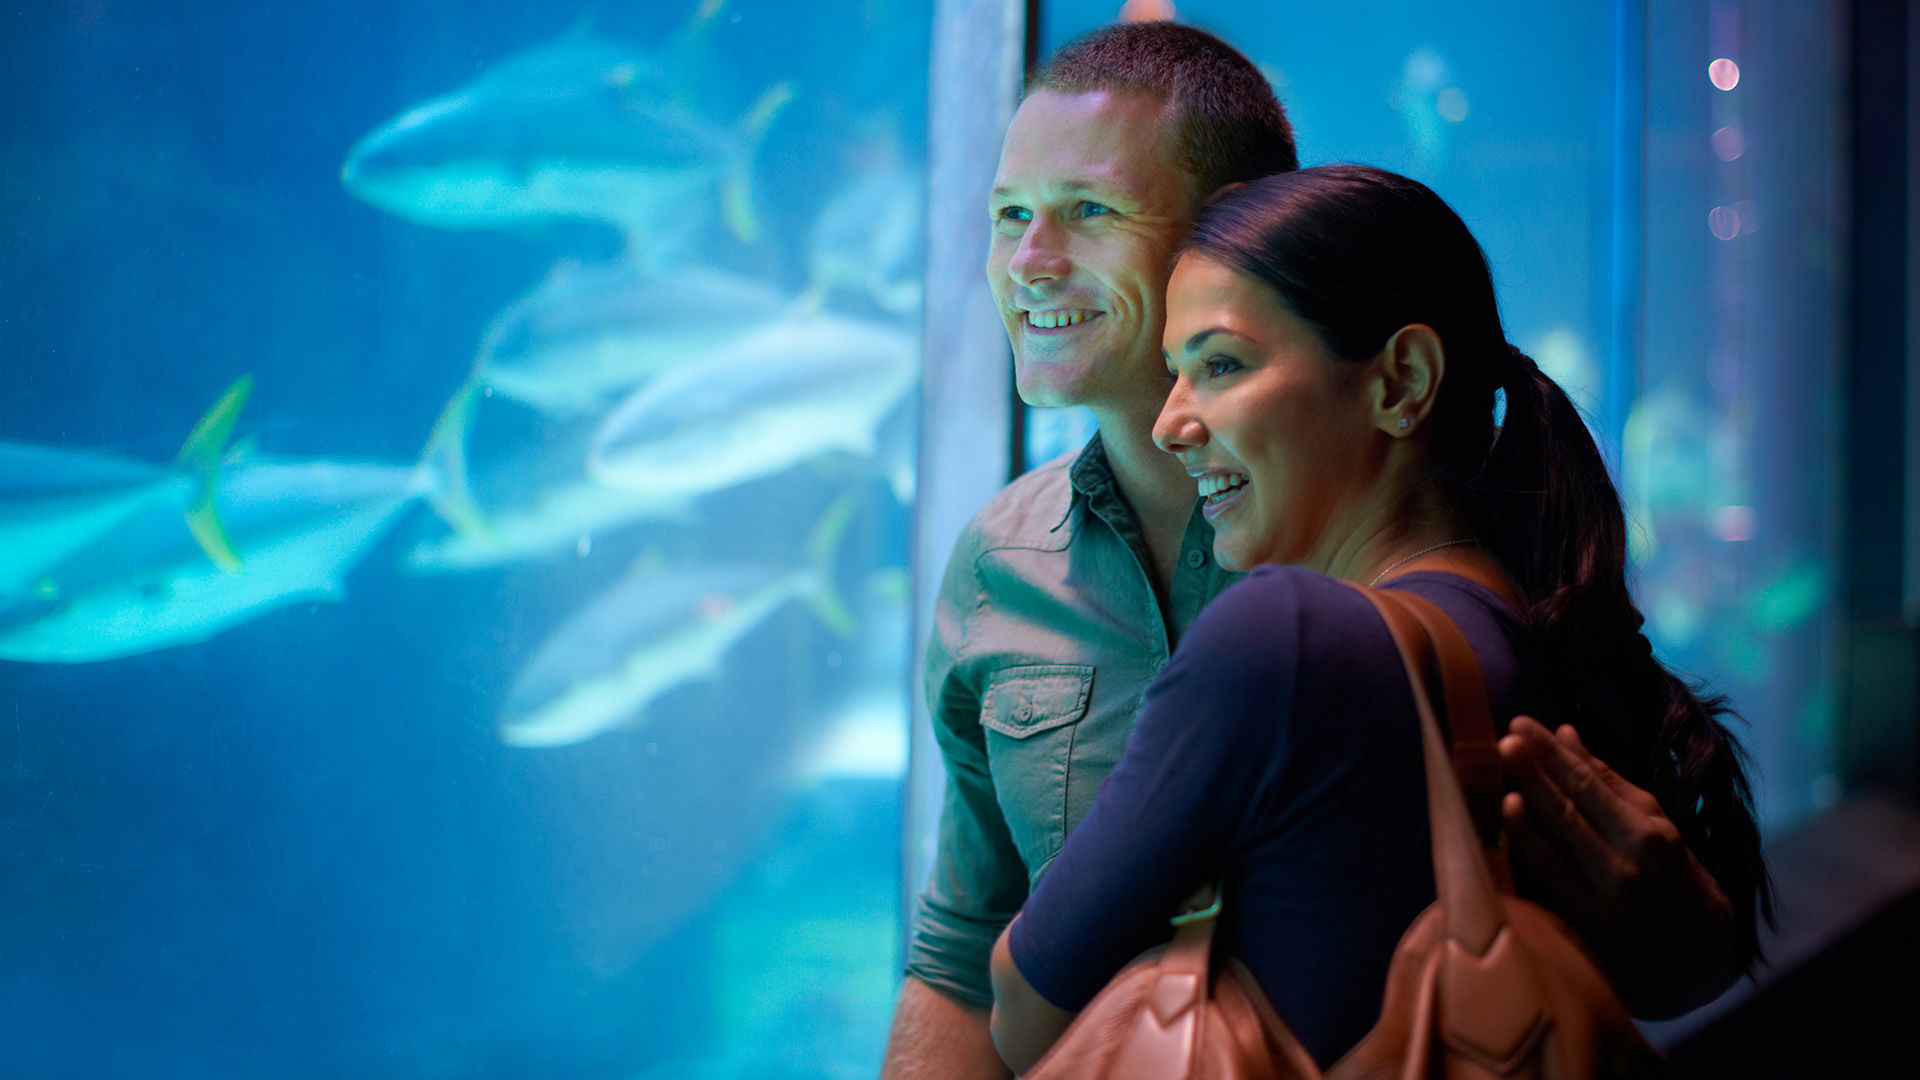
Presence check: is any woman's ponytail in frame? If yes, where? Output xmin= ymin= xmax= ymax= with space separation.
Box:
xmin=1469 ymin=351 xmax=1774 ymax=965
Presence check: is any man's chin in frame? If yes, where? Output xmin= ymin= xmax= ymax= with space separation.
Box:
xmin=1012 ymin=362 xmax=1098 ymax=409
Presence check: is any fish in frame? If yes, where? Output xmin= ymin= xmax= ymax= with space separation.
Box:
xmin=0 ymin=456 xmax=432 ymax=663
xmin=338 ymin=29 xmax=792 ymax=247
xmin=0 ymin=376 xmax=250 ymax=597
xmin=403 ymin=472 xmax=689 ymax=575
xmin=803 ymin=160 xmax=925 ymax=315
xmin=587 ymin=313 xmax=916 ymax=499
xmin=473 ymin=257 xmax=794 ymax=417
xmin=497 ymin=494 xmax=857 ymax=748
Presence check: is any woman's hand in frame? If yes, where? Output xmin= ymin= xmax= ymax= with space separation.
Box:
xmin=1498 ymin=716 xmax=1743 ymax=1019
xmin=988 ymin=916 xmax=1077 ymax=1074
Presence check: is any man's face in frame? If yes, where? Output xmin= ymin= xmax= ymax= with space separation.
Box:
xmin=986 ymin=89 xmax=1199 ymax=412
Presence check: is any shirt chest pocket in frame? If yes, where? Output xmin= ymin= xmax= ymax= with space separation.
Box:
xmin=980 ymin=664 xmax=1094 ymax=880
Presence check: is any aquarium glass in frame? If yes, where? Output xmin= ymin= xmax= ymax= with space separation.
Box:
xmin=0 ymin=1 xmax=928 ymax=1076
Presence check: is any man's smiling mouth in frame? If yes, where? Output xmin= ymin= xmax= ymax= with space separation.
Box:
xmin=1024 ymin=309 xmax=1099 ymax=329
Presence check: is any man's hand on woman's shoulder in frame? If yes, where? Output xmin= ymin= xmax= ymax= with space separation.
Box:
xmin=1499 ymin=715 xmax=1743 ymax=1019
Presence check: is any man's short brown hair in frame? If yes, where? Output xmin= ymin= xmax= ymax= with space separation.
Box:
xmin=1035 ymin=21 xmax=1298 ymax=199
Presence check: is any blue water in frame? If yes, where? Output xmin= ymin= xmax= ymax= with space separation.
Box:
xmin=1 ymin=1 xmax=927 ymax=1075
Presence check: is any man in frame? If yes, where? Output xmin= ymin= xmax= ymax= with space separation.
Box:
xmin=882 ymin=22 xmax=1750 ymax=1079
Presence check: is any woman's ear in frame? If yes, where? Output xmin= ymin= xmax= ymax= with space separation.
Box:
xmin=1371 ymin=324 xmax=1445 ymax=437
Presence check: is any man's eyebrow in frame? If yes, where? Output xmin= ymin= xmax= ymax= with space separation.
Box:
xmin=989 ymin=179 xmax=1113 ymax=200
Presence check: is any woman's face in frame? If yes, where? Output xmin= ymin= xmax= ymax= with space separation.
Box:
xmin=1154 ymin=254 xmax=1384 ymax=572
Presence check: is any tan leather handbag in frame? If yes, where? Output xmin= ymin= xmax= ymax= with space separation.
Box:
xmin=1015 ymin=585 xmax=1661 ymax=1080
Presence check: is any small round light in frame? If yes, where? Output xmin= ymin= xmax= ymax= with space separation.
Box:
xmin=1708 ymin=205 xmax=1741 ymax=240
xmin=1709 ymin=58 xmax=1740 ymax=91
xmin=1436 ymin=87 xmax=1469 ymax=123
xmin=1711 ymin=126 xmax=1745 ymax=161
xmin=1712 ymin=505 xmax=1757 ymax=542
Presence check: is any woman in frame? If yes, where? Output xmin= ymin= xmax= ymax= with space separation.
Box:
xmin=987 ymin=166 xmax=1768 ymax=1072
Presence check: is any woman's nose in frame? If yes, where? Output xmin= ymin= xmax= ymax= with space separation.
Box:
xmin=1153 ymin=382 xmax=1207 ymax=455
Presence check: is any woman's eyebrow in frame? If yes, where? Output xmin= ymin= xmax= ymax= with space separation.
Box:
xmin=1180 ymin=327 xmax=1235 ymax=354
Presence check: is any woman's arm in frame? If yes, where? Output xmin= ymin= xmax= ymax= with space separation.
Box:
xmin=988 ymin=915 xmax=1077 ymax=1074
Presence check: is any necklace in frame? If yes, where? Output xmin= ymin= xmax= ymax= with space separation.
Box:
xmin=1366 ymin=539 xmax=1477 ymax=587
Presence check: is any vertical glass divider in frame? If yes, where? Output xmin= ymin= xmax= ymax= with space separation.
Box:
xmin=905 ymin=0 xmax=1026 ymax=958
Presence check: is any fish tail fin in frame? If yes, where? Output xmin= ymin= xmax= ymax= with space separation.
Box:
xmin=176 ymin=374 xmax=253 ymax=572
xmin=723 ymin=81 xmax=796 ymax=244
xmin=801 ymin=491 xmax=859 ymax=637
xmin=420 ymin=377 xmax=494 ymax=541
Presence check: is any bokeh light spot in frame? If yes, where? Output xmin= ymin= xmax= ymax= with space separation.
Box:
xmin=1709 ymin=58 xmax=1740 ymax=90
xmin=1436 ymin=87 xmax=1469 ymax=123
xmin=1713 ymin=504 xmax=1757 ymax=542
xmin=1708 ymin=205 xmax=1741 ymax=240
xmin=1711 ymin=125 xmax=1745 ymax=161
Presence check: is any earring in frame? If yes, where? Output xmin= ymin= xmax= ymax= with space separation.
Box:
xmin=1396 ymin=417 xmax=1409 ymax=430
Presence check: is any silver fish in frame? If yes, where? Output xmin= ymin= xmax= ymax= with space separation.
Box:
xmin=475 ymin=258 xmax=793 ymax=417
xmin=404 ymin=472 xmax=689 ymax=575
xmin=588 ymin=313 xmax=916 ymax=499
xmin=498 ymin=495 xmax=855 ymax=747
xmin=339 ymin=32 xmax=791 ymax=246
xmin=804 ymin=160 xmax=925 ymax=315
xmin=0 ymin=457 xmax=429 ymax=663
xmin=0 ymin=376 xmax=250 ymax=597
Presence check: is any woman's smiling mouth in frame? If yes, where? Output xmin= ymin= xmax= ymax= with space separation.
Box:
xmin=1196 ymin=472 xmax=1249 ymax=519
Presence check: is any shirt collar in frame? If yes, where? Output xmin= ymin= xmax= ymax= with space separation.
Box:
xmin=1067 ymin=430 xmax=1117 ymax=503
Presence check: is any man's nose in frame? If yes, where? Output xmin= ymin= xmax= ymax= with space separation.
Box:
xmin=1153 ymin=380 xmax=1207 ymax=455
xmin=1007 ymin=218 xmax=1069 ymax=288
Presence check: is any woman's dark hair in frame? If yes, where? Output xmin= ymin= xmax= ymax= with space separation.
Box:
xmin=1185 ymin=165 xmax=1772 ymax=968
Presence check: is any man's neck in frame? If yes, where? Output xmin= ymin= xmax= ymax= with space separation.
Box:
xmin=1087 ymin=402 xmax=1195 ymax=591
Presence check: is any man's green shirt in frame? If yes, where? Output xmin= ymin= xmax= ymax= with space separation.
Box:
xmin=903 ymin=434 xmax=1242 ymax=1005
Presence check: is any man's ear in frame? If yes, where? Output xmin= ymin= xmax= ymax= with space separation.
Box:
xmin=1371 ymin=324 xmax=1445 ymax=437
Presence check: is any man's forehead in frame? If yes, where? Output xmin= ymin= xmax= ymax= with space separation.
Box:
xmin=993 ymin=88 xmax=1184 ymax=196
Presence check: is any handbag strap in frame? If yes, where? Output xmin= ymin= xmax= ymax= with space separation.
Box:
xmin=1349 ymin=584 xmax=1511 ymax=959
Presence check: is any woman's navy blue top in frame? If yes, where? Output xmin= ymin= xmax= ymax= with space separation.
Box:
xmin=1006 ymin=565 xmax=1534 ymax=1066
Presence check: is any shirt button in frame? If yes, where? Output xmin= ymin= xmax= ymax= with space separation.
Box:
xmin=1185 ymin=549 xmax=1207 ymax=568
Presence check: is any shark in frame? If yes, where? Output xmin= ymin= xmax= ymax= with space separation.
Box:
xmin=404 ymin=471 xmax=689 ymax=575
xmin=0 ymin=376 xmax=250 ymax=598
xmin=473 ymin=257 xmax=795 ymax=418
xmin=338 ymin=29 xmax=791 ymax=248
xmin=0 ymin=456 xmax=432 ymax=664
xmin=803 ymin=159 xmax=925 ymax=315
xmin=587 ymin=313 xmax=916 ymax=499
xmin=497 ymin=494 xmax=857 ymax=748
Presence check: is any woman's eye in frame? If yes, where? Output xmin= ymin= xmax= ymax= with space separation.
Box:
xmin=1205 ymin=357 xmax=1242 ymax=377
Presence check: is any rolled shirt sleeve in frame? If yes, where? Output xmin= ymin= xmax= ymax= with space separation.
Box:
xmin=903 ymin=522 xmax=1032 ymax=1006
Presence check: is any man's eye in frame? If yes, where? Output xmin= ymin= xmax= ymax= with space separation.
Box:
xmin=995 ymin=205 xmax=1031 ymax=223
xmin=1076 ymin=202 xmax=1112 ymax=218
